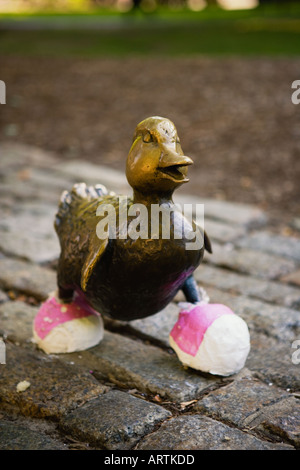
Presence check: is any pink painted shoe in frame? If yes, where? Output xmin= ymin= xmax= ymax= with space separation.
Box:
xmin=169 ymin=302 xmax=250 ymax=376
xmin=33 ymin=291 xmax=104 ymax=354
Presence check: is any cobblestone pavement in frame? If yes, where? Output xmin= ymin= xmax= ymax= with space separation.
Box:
xmin=0 ymin=143 xmax=299 ymax=450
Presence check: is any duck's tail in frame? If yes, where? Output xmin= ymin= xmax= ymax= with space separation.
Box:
xmin=54 ymin=182 xmax=108 ymax=232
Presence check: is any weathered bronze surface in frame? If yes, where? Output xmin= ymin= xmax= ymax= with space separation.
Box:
xmin=55 ymin=117 xmax=212 ymax=321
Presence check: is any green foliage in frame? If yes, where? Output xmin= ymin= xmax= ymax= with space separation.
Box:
xmin=0 ymin=3 xmax=299 ymax=57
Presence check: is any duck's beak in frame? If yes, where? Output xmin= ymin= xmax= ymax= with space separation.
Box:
xmin=158 ymin=151 xmax=193 ymax=184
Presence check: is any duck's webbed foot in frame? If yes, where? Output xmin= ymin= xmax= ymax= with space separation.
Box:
xmin=181 ymin=275 xmax=209 ymax=304
xmin=181 ymin=275 xmax=200 ymax=303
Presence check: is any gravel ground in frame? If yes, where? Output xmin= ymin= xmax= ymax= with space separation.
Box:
xmin=1 ymin=55 xmax=300 ymax=232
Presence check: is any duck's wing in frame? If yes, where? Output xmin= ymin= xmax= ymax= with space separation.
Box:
xmin=55 ymin=182 xmax=114 ymax=292
xmin=81 ymin=229 xmax=109 ymax=292
xmin=194 ymin=222 xmax=212 ymax=254
xmin=76 ymin=186 xmax=116 ymax=292
xmin=55 ymin=182 xmax=109 ymax=234
xmin=81 ymin=192 xmax=134 ymax=291
xmin=203 ymin=229 xmax=212 ymax=254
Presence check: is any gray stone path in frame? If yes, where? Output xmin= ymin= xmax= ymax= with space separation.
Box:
xmin=0 ymin=143 xmax=299 ymax=450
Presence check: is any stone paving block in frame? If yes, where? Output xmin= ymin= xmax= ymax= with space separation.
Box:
xmin=53 ymin=160 xmax=130 ymax=195
xmin=228 ymin=295 xmax=300 ymax=342
xmin=195 ymin=370 xmax=287 ymax=425
xmin=175 ymin=194 xmax=267 ymax=228
xmin=0 ymin=181 xmax=61 ymax=205
xmin=135 ymin=415 xmax=292 ymax=450
xmin=0 ymin=142 xmax=58 ymax=172
xmin=246 ymin=332 xmax=300 ymax=392
xmin=23 ymin=167 xmax=74 ymax=194
xmin=205 ymin=242 xmax=297 ymax=280
xmin=281 ymin=269 xmax=300 ymax=288
xmin=0 ymin=195 xmax=14 ymax=211
xmin=0 ymin=201 xmax=60 ymax=263
xmin=0 ymin=257 xmax=56 ymax=300
xmin=253 ymin=398 xmax=300 ymax=448
xmin=0 ymin=420 xmax=66 ymax=450
xmin=195 ymin=264 xmax=300 ymax=309
xmin=195 ymin=371 xmax=299 ymax=447
xmin=125 ymin=303 xmax=180 ymax=348
xmin=203 ymin=286 xmax=300 ymax=342
xmin=0 ymin=300 xmax=38 ymax=343
xmin=0 ymin=168 xmax=71 ymax=205
xmin=60 ymin=389 xmax=171 ymax=450
xmin=202 ymin=218 xmax=246 ymax=243
xmin=104 ymin=302 xmax=180 ymax=349
xmin=0 ymin=290 xmax=9 ymax=303
xmin=0 ymin=343 xmax=108 ymax=418
xmin=237 ymin=231 xmax=300 ymax=262
xmin=62 ymin=331 xmax=220 ymax=402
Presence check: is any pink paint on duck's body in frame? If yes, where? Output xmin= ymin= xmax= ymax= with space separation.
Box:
xmin=34 ymin=293 xmax=98 ymax=340
xmin=170 ymin=303 xmax=234 ymax=356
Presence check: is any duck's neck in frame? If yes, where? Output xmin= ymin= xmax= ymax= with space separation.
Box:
xmin=133 ymin=189 xmax=174 ymax=206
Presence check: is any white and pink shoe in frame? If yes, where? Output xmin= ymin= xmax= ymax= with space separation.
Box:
xmin=33 ymin=291 xmax=104 ymax=354
xmin=169 ymin=301 xmax=250 ymax=376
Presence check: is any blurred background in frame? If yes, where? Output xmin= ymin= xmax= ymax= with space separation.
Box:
xmin=0 ymin=0 xmax=299 ymax=232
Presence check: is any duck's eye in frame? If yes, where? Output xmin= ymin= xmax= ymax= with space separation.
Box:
xmin=143 ymin=132 xmax=153 ymax=143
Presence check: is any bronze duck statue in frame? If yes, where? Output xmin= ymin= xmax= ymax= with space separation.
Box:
xmin=53 ymin=116 xmax=212 ymax=322
xmin=34 ymin=121 xmax=251 ymax=376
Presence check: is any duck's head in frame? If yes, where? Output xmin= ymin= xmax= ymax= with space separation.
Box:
xmin=126 ymin=116 xmax=193 ymax=196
